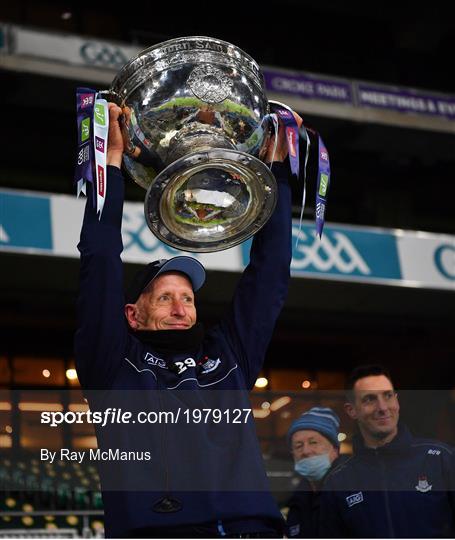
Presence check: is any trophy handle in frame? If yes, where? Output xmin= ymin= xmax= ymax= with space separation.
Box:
xmin=119 ymin=108 xmax=137 ymax=156
xmin=97 ymin=90 xmax=136 ymax=156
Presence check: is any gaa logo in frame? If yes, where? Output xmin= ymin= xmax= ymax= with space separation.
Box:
xmin=292 ymin=228 xmax=371 ymax=275
xmin=80 ymin=42 xmax=129 ymax=68
xmin=316 ymin=201 xmax=326 ymax=220
xmin=122 ymin=211 xmax=179 ymax=254
xmin=77 ymin=144 xmax=90 ymax=166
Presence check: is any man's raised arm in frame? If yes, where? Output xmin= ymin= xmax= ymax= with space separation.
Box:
xmin=74 ymin=104 xmax=128 ymax=389
xmin=221 ymin=115 xmax=300 ymax=388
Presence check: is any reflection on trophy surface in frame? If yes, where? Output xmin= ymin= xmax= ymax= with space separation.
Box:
xmin=108 ymin=36 xmax=277 ymax=252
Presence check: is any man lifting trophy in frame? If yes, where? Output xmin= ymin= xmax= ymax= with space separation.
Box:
xmin=74 ymin=36 xmax=330 ymax=538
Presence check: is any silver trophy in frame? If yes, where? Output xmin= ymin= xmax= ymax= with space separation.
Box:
xmin=108 ymin=36 xmax=276 ymax=252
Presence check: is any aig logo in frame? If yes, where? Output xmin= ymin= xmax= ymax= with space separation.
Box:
xmin=346 ymin=492 xmax=364 ymax=508
xmin=292 ymin=228 xmax=371 ymax=275
xmin=144 ymin=353 xmax=166 ymax=369
xmin=80 ymin=42 xmax=129 ymax=68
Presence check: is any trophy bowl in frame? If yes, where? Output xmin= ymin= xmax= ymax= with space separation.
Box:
xmin=108 ymin=36 xmax=276 ymax=252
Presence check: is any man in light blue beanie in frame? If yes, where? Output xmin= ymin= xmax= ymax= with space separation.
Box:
xmin=287 ymin=406 xmax=340 ymax=450
xmin=285 ymin=407 xmax=343 ymax=538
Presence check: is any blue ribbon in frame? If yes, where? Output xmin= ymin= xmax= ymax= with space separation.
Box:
xmin=74 ymin=87 xmax=96 ymax=204
xmin=315 ymin=134 xmax=330 ymax=238
xmin=275 ymin=108 xmax=300 ymax=179
xmin=268 ymin=101 xmax=331 ymax=239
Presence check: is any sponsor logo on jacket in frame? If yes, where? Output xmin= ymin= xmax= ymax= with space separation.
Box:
xmin=144 ymin=352 xmax=167 ymax=369
xmin=346 ymin=491 xmax=364 ymax=508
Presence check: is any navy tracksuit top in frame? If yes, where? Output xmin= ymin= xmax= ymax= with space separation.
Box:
xmin=75 ymin=163 xmax=292 ymax=537
xmin=319 ymin=424 xmax=455 ymax=538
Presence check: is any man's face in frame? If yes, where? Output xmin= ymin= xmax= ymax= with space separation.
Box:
xmin=345 ymin=375 xmax=399 ymax=443
xmin=291 ymin=429 xmax=338 ymax=464
xmin=126 ymin=272 xmax=197 ymax=331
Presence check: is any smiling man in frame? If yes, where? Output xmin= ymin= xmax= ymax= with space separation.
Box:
xmin=344 ymin=367 xmax=400 ymax=448
xmin=75 ymin=103 xmax=298 ymax=538
xmin=319 ymin=365 xmax=455 ymax=538
xmin=124 ymin=261 xmax=201 ymax=332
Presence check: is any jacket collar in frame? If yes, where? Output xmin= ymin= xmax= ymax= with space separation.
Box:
xmin=133 ymin=322 xmax=204 ymax=355
xmin=353 ymin=422 xmax=413 ymax=456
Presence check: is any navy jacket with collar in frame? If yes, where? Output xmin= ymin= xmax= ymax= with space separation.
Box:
xmin=286 ymin=476 xmax=319 ymax=538
xmin=319 ymin=424 xmax=455 ymax=538
xmin=74 ymin=163 xmax=292 ymax=537
xmin=286 ymin=455 xmax=347 ymax=538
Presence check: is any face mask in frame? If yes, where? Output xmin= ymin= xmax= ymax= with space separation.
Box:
xmin=294 ymin=453 xmax=332 ymax=482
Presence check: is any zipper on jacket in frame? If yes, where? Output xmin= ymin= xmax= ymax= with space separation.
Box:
xmin=376 ymin=450 xmax=395 ymax=537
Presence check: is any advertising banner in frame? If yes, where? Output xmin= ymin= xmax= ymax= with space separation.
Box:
xmin=263 ymin=69 xmax=352 ymax=104
xmin=1 ymin=188 xmax=454 ymax=290
xmin=11 ymin=25 xmax=140 ymax=70
xmin=357 ymin=83 xmax=455 ymax=120
xmin=2 ymin=23 xmax=454 ymax=126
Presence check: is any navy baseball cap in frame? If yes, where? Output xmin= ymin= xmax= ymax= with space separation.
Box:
xmin=125 ymin=256 xmax=206 ymax=304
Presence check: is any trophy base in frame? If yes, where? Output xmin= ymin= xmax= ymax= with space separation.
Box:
xmin=144 ymin=148 xmax=277 ymax=252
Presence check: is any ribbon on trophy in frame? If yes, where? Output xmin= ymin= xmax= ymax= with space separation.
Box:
xmin=75 ymin=88 xmax=95 ymax=198
xmin=93 ymin=96 xmax=109 ymax=217
xmin=275 ymin=107 xmax=300 ymax=179
xmin=74 ymin=87 xmax=109 ymax=218
xmin=315 ymin=134 xmax=330 ymax=238
xmin=268 ymin=101 xmax=331 ymax=239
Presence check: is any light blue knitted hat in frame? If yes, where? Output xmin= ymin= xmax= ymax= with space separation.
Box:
xmin=288 ymin=407 xmax=340 ymax=448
